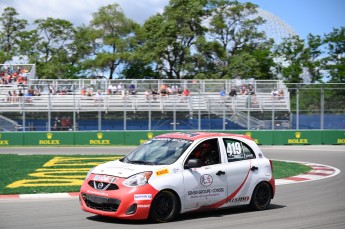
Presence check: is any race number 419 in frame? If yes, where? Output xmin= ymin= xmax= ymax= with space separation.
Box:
xmin=226 ymin=142 xmax=242 ymax=158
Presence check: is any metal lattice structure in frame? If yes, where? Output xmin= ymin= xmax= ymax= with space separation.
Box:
xmin=256 ymin=8 xmax=297 ymax=43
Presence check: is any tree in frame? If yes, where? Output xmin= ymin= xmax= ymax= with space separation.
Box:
xmin=204 ymin=0 xmax=269 ymax=79
xmin=88 ymin=3 xmax=139 ymax=79
xmin=271 ymin=34 xmax=324 ymax=84
xmin=0 ymin=7 xmax=28 ymax=60
xmin=141 ymin=0 xmax=208 ymax=79
xmin=323 ymin=27 xmax=345 ymax=83
xmin=34 ymin=17 xmax=75 ymax=78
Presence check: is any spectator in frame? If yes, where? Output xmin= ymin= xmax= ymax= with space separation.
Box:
xmin=167 ymin=85 xmax=173 ymax=95
xmin=152 ymin=89 xmax=159 ymax=101
xmin=18 ymin=89 xmax=24 ymax=97
xmin=271 ymin=87 xmax=279 ymax=97
xmin=49 ymin=84 xmax=55 ymax=94
xmin=108 ymin=84 xmax=117 ymax=95
xmin=94 ymin=90 xmax=103 ymax=102
xmin=183 ymin=88 xmax=190 ymax=96
xmin=219 ymin=87 xmax=226 ymax=101
xmin=171 ymin=84 xmax=178 ymax=94
xmin=278 ymin=89 xmax=285 ymax=100
xmin=248 ymin=84 xmax=255 ymax=95
xmin=160 ymin=84 xmax=168 ymax=97
xmin=239 ymin=84 xmax=247 ymax=95
xmin=179 ymin=88 xmax=190 ymax=102
xmin=7 ymin=91 xmax=12 ymax=102
xmin=129 ymin=83 xmax=136 ymax=95
xmin=145 ymin=89 xmax=151 ymax=101
xmin=117 ymin=82 xmax=123 ymax=94
xmin=12 ymin=90 xmax=18 ymax=102
xmin=229 ymin=87 xmax=237 ymax=97
xmin=219 ymin=87 xmax=226 ymax=97
xmin=61 ymin=116 xmax=68 ymax=131
xmin=54 ymin=116 xmax=62 ymax=131
xmin=86 ymin=86 xmax=93 ymax=96
xmin=81 ymin=87 xmax=86 ymax=96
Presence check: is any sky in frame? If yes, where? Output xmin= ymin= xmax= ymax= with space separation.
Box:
xmin=0 ymin=0 xmax=344 ymax=39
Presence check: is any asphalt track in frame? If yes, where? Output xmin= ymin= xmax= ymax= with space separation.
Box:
xmin=0 ymin=145 xmax=344 ymax=229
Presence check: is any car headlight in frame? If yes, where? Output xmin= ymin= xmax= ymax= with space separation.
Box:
xmin=85 ymin=167 xmax=95 ymax=180
xmin=122 ymin=172 xmax=152 ymax=187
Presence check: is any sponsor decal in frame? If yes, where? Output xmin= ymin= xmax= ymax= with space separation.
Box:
xmin=137 ymin=204 xmax=150 ymax=208
xmin=94 ymin=175 xmax=116 ymax=183
xmin=288 ymin=132 xmax=309 ymax=144
xmin=172 ymin=168 xmax=180 ymax=173
xmin=89 ymin=132 xmax=111 ymax=145
xmin=187 ymin=187 xmax=225 ymax=200
xmin=134 ymin=194 xmax=152 ymax=200
xmin=227 ymin=196 xmax=249 ymax=203
xmin=38 ymin=133 xmax=60 ymax=145
xmin=156 ymin=168 xmax=169 ymax=176
xmin=200 ymin=174 xmax=213 ymax=186
xmin=0 ymin=134 xmax=9 ymax=145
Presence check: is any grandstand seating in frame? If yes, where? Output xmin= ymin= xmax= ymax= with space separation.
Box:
xmin=0 ymin=78 xmax=291 ymax=131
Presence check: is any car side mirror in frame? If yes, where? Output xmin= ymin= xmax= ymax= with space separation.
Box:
xmin=184 ymin=158 xmax=203 ymax=169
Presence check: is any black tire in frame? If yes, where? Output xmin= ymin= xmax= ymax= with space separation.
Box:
xmin=250 ymin=182 xmax=272 ymax=210
xmin=149 ymin=190 xmax=179 ymax=223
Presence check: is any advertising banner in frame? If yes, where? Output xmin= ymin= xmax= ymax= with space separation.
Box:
xmin=74 ymin=131 xmax=125 ymax=145
xmin=0 ymin=132 xmax=23 ymax=146
xmin=23 ymin=132 xmax=74 ymax=146
xmin=322 ymin=131 xmax=345 ymax=144
xmin=273 ymin=131 xmax=322 ymax=145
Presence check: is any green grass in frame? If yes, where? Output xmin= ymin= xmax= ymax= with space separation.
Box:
xmin=272 ymin=160 xmax=311 ymax=179
xmin=0 ymin=154 xmax=311 ymax=195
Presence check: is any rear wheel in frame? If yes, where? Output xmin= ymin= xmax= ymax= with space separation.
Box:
xmin=149 ymin=190 xmax=179 ymax=223
xmin=250 ymin=182 xmax=272 ymax=210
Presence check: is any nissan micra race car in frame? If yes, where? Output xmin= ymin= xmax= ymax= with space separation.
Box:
xmin=79 ymin=132 xmax=275 ymax=222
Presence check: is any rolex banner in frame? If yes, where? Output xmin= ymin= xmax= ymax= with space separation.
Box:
xmin=0 ymin=131 xmax=344 ymax=146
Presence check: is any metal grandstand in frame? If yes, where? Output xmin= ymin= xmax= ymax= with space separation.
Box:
xmin=0 ymin=72 xmax=290 ymax=131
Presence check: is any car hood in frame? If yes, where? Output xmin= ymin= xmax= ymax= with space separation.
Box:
xmin=92 ymin=160 xmax=166 ymax=178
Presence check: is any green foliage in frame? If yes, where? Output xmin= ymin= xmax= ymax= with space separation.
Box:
xmin=0 ymin=7 xmax=28 ymax=55
xmin=0 ymin=3 xmax=343 ymax=83
xmin=323 ymin=27 xmax=345 ymax=83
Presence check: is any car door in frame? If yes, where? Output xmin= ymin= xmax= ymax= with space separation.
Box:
xmin=221 ymin=138 xmax=259 ymax=207
xmin=182 ymin=138 xmax=228 ymax=210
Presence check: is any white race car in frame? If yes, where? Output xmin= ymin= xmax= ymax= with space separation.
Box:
xmin=79 ymin=132 xmax=275 ymax=222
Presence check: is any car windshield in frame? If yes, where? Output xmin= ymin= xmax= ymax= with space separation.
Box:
xmin=121 ymin=138 xmax=192 ymax=165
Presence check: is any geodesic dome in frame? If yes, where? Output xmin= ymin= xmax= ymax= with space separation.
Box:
xmin=256 ymin=8 xmax=297 ymax=43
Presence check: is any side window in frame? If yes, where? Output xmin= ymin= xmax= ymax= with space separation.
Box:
xmin=223 ymin=139 xmax=256 ymax=162
xmin=186 ymin=138 xmax=220 ymax=166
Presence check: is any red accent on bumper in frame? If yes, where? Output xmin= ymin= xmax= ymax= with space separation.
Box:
xmin=79 ymin=176 xmax=159 ymax=220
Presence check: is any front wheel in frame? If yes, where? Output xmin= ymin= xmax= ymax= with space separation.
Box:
xmin=250 ymin=182 xmax=272 ymax=210
xmin=149 ymin=190 xmax=179 ymax=223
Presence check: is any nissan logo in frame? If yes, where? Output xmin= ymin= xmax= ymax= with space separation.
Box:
xmin=97 ymin=182 xmax=104 ymax=189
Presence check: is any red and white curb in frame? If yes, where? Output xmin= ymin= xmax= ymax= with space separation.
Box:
xmin=0 ymin=192 xmax=79 ymax=200
xmin=0 ymin=161 xmax=340 ymax=200
xmin=275 ymin=160 xmax=341 ymax=185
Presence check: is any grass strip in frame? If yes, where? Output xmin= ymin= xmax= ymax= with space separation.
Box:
xmin=0 ymin=154 xmax=311 ymax=195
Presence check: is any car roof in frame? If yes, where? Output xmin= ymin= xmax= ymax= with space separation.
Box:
xmin=154 ymin=132 xmax=253 ymax=141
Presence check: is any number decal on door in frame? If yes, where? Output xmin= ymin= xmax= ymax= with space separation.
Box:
xmin=226 ymin=142 xmax=243 ymax=160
